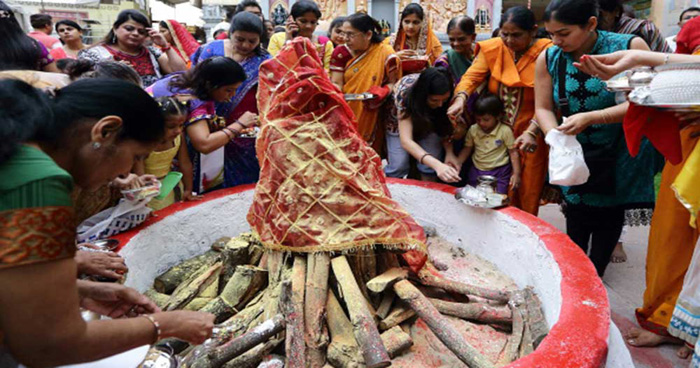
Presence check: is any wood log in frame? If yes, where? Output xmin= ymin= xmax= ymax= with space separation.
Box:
xmin=366 ymin=268 xmax=408 ymax=294
xmin=305 ymin=253 xmax=331 ymax=368
xmin=377 ymin=251 xmax=401 ymax=270
xmin=154 ymin=249 xmax=220 ymax=294
xmin=185 ymin=297 xmax=213 ymax=311
xmin=248 ymin=243 xmax=265 ymax=267
xmin=221 ymin=339 xmax=282 ymax=368
xmin=523 ymin=287 xmax=548 ymax=348
xmin=326 ymin=289 xmax=363 ymax=368
xmin=381 ymin=326 xmax=413 ymax=358
xmin=165 ymin=262 xmax=223 ymax=311
xmin=200 ymin=265 xmax=268 ymax=323
xmin=144 ymin=288 xmax=170 ymax=309
xmin=417 ymin=264 xmax=510 ymax=303
xmin=210 ymin=236 xmax=233 ymax=251
xmin=378 ymin=303 xmax=415 ymax=331
xmin=218 ymin=291 xmax=267 ymax=336
xmin=376 ymin=292 xmax=394 ymax=319
xmin=497 ymin=298 xmax=524 ymax=366
xmin=427 ymin=298 xmax=512 ymax=325
xmin=217 ymin=237 xmax=254 ymax=289
xmin=285 ymin=256 xmax=307 ymax=368
xmin=346 ymin=249 xmax=377 ymax=303
xmin=393 ymin=280 xmax=495 ymax=368
xmin=519 ymin=319 xmax=534 ymax=357
xmin=208 ymin=314 xmax=286 ymax=367
xmin=331 ymin=256 xmax=390 ymax=368
xmin=327 ymin=291 xmax=413 ymax=367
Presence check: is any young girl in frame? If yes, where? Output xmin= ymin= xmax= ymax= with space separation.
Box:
xmin=450 ymin=94 xmax=521 ymax=194
xmin=134 ymin=96 xmax=198 ymax=210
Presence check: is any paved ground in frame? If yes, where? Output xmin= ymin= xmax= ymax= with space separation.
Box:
xmin=538 ymin=204 xmax=689 ymax=368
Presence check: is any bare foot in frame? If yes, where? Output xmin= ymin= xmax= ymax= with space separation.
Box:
xmin=611 ymin=242 xmax=627 ymax=263
xmin=625 ymin=327 xmax=682 ymax=347
xmin=678 ymin=345 xmax=693 ymax=359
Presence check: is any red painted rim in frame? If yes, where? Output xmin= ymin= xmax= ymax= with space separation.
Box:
xmin=113 ymin=178 xmax=610 ymax=367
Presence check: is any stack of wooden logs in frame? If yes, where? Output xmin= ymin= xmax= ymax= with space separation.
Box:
xmin=144 ymin=234 xmax=549 ymax=368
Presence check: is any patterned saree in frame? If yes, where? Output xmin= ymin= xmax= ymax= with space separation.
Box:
xmin=0 ymin=145 xmax=76 ymax=269
xmin=247 ymin=38 xmax=427 ymax=272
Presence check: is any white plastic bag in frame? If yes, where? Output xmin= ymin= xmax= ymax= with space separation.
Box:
xmin=76 ymin=198 xmax=152 ymax=243
xmin=545 ymin=128 xmax=590 ymax=186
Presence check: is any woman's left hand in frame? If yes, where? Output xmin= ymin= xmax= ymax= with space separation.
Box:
xmin=75 ymin=249 xmax=128 ymax=281
xmin=112 ymin=174 xmax=158 ymax=190
xmin=148 ymin=28 xmax=169 ymax=48
xmin=514 ymin=132 xmax=538 ymax=153
xmin=509 ymin=174 xmax=521 ymax=191
xmin=557 ymin=113 xmax=593 ymax=135
xmin=78 ymin=281 xmax=161 ymax=318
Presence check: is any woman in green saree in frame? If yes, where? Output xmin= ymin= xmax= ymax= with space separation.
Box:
xmin=0 ymin=79 xmax=214 ymax=366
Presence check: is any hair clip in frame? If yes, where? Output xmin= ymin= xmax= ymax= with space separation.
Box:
xmin=0 ymin=10 xmax=13 ymax=18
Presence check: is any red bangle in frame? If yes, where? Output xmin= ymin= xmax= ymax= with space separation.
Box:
xmin=161 ymin=45 xmax=171 ymax=52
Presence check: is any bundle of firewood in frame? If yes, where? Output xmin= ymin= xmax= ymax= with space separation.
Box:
xmin=145 ymin=234 xmax=549 ymax=368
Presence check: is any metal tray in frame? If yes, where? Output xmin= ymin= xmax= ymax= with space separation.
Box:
xmin=605 ymin=74 xmax=632 ymax=92
xmin=344 ymin=93 xmax=375 ymax=101
xmin=457 ymin=197 xmax=510 ymax=210
xmin=628 ymin=89 xmax=700 ymax=112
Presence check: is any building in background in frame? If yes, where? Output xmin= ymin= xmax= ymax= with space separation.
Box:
xmin=7 ymin=0 xmax=150 ymax=44
xmin=649 ymin=0 xmax=697 ymax=39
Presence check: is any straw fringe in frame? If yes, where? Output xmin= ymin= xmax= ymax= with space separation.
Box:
xmin=250 ymin=231 xmax=427 ymax=255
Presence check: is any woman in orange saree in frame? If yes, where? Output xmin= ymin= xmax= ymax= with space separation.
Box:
xmin=447 ymin=6 xmax=551 ymax=216
xmin=330 ymin=13 xmax=400 ymax=154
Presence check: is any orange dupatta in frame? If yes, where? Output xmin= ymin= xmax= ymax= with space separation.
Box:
xmin=388 ymin=17 xmax=443 ymax=65
xmin=456 ymin=37 xmax=552 ymax=215
xmin=343 ymin=42 xmax=400 ymax=152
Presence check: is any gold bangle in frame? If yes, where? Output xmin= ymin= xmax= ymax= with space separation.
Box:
xmin=143 ymin=315 xmax=161 ymax=344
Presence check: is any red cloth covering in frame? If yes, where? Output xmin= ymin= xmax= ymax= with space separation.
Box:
xmin=623 ymin=103 xmax=683 ymax=165
xmin=676 ymin=16 xmax=700 ymax=55
xmin=247 ymin=38 xmax=427 ymax=272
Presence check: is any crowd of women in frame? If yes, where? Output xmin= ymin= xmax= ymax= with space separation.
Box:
xmin=1 ymin=0 xmax=700 ymax=365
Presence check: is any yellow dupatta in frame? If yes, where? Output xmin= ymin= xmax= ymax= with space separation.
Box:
xmin=673 ymin=138 xmax=700 ymax=227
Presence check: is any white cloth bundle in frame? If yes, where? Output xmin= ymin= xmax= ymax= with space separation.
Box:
xmin=545 ymin=128 xmax=590 ymax=186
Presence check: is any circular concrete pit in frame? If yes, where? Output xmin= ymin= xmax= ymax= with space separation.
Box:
xmin=113 ymin=179 xmax=634 ymax=367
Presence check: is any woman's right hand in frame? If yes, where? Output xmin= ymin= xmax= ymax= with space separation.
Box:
xmin=573 ymin=50 xmax=642 ymax=81
xmin=285 ymin=17 xmax=299 ymax=41
xmin=447 ymin=95 xmax=466 ymax=125
xmin=155 ymin=311 xmax=215 ymax=345
xmin=436 ymin=163 xmax=462 ymax=183
xmin=237 ymin=112 xmax=259 ymax=128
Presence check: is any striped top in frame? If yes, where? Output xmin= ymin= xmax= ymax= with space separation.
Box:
xmin=615 ymin=15 xmax=672 ymax=53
